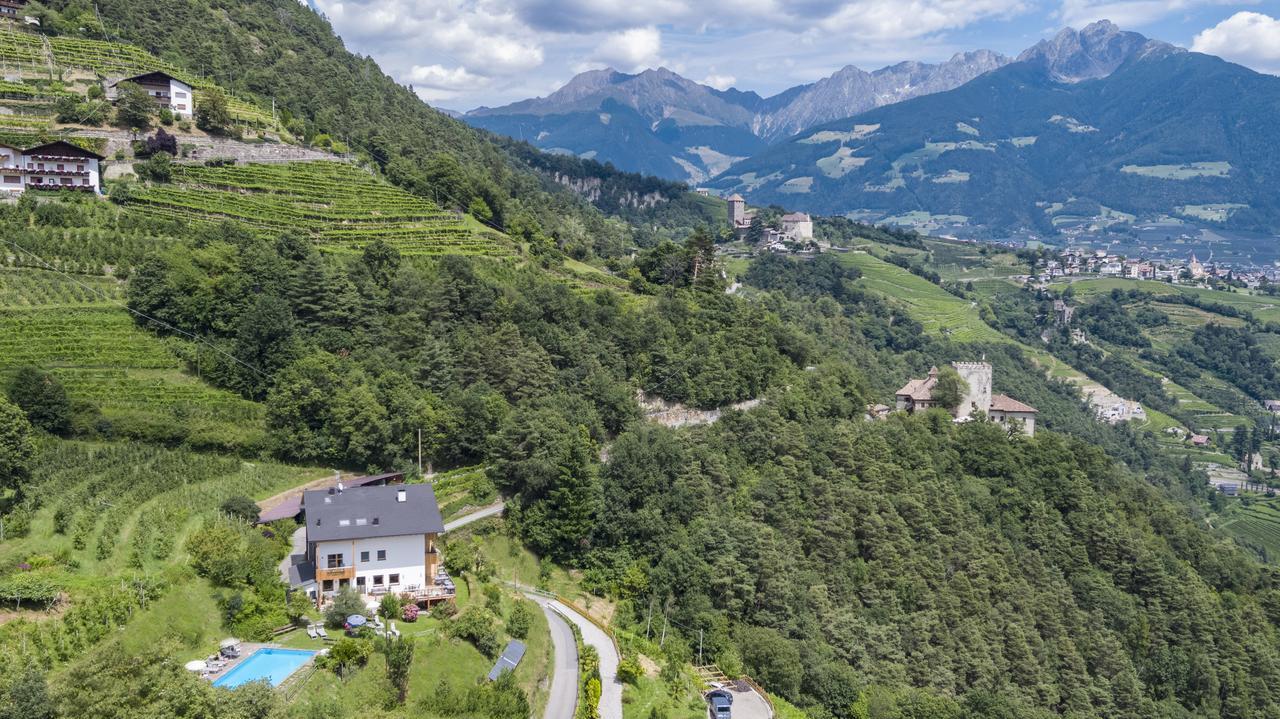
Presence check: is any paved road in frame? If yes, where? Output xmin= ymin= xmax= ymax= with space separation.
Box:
xmin=528 ymin=596 xmax=578 ymax=719
xmin=548 ymin=598 xmax=622 ymax=719
xmin=278 ymin=525 xmax=306 ymax=583
xmin=443 ymin=501 xmax=505 ymax=532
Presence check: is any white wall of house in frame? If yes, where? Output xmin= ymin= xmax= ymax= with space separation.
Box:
xmin=20 ymin=153 xmax=100 ymax=194
xmin=313 ymin=533 xmax=427 ymax=594
xmin=0 ymin=146 xmax=22 ymax=193
xmin=169 ymin=78 xmax=194 ymax=119
xmin=989 ymin=410 xmax=1036 ymax=436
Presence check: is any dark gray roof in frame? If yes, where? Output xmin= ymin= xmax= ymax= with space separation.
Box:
xmin=303 ymin=484 xmax=443 ymax=543
xmin=487 ymin=640 xmax=526 ymax=681
xmin=288 ymin=556 xmax=315 ymax=586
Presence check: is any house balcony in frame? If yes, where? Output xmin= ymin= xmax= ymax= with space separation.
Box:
xmin=315 ymin=565 xmax=354 ymax=582
xmin=25 ymin=167 xmax=90 ymax=177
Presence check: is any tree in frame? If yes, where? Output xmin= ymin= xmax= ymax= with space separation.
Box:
xmin=380 ymin=635 xmax=414 ymax=705
xmin=134 ymin=151 xmax=173 ymax=183
xmin=6 ymin=366 xmax=71 ymax=434
xmin=932 ymin=365 xmax=969 ymax=412
xmin=1 ymin=666 xmax=53 ymax=719
xmin=324 ymin=586 xmax=366 ymax=628
xmin=220 ymin=495 xmax=260 ymax=523
xmin=113 ymin=81 xmax=155 ymax=129
xmin=378 ymin=593 xmax=401 ymax=620
xmin=233 ymin=294 xmax=300 ymax=399
xmin=506 ymin=601 xmax=532 ymax=640
xmin=0 ymin=398 xmax=34 ymax=495
xmin=145 ymin=128 xmax=178 ymax=156
xmin=196 ymin=88 xmax=232 ymax=134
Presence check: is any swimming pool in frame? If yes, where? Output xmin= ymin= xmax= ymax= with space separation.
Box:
xmin=212 ymin=648 xmax=316 ymax=688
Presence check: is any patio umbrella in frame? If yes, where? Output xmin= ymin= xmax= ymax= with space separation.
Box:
xmin=220 ymin=638 xmax=241 ymax=649
xmin=184 ymin=660 xmax=208 ymax=672
xmin=346 ymin=614 xmax=367 ymax=628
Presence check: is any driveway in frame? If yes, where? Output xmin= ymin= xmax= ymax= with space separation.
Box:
xmin=547 ymin=598 xmax=622 ymax=719
xmin=528 ymin=595 xmax=578 ymax=719
xmin=443 ymin=501 xmax=505 ymax=532
xmin=278 ymin=525 xmax=306 ymax=583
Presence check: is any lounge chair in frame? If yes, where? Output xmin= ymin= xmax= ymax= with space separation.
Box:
xmin=307 ymin=624 xmax=318 ymax=639
xmin=390 ymin=621 xmax=400 ymax=638
xmin=316 ymin=626 xmax=329 ymax=640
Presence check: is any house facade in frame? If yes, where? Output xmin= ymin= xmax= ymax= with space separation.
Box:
xmin=0 ymin=141 xmax=103 ymax=194
xmin=895 ymin=361 xmax=1038 ymax=436
xmin=288 ymin=484 xmax=449 ymax=608
xmin=111 ymin=71 xmax=195 ymax=119
xmin=0 ymin=0 xmax=26 ymax=18
xmin=780 ymin=212 xmax=813 ymax=240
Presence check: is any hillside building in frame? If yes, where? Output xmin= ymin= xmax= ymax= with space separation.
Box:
xmin=780 ymin=212 xmax=813 ymax=240
xmin=286 ymin=484 xmax=454 ymax=608
xmin=0 ymin=0 xmax=26 ymax=19
xmin=0 ymin=141 xmax=103 ymax=194
xmin=727 ymin=193 xmax=746 ymax=227
xmin=109 ymin=71 xmax=195 ymax=119
xmin=895 ymin=361 xmax=1038 ymax=435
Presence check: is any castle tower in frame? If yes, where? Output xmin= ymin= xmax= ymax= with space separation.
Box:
xmin=727 ymin=194 xmax=745 ymax=227
xmin=951 ymin=361 xmax=993 ymax=420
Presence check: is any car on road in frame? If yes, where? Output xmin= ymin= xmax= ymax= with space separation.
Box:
xmin=706 ymin=689 xmax=733 ymax=719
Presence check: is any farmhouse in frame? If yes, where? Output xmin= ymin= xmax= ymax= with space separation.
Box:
xmin=287 ymin=484 xmax=453 ymax=608
xmin=0 ymin=0 xmax=26 ymax=19
xmin=110 ymin=71 xmax=195 ymax=119
xmin=0 ymin=140 xmax=103 ymax=194
xmin=895 ymin=361 xmax=1038 ymax=436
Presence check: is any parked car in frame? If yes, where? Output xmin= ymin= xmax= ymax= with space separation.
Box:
xmin=706 ymin=689 xmax=733 ymax=719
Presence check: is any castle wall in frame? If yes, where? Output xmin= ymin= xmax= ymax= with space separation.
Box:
xmin=952 ymin=361 xmax=992 ymax=420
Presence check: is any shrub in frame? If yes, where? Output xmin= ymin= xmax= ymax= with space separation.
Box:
xmin=134 ymin=152 xmax=173 ymax=183
xmin=146 ymin=128 xmax=178 ymax=156
xmin=506 ymin=601 xmax=532 ymax=640
xmin=220 ymin=495 xmax=260 ymax=523
xmin=616 ymin=656 xmax=641 ymax=685
xmin=378 ymin=593 xmax=400 ymax=620
xmin=323 ymin=637 xmax=371 ymax=675
xmin=401 ymin=604 xmax=419 ymax=622
xmin=431 ymin=600 xmax=457 ymax=619
xmin=6 ymin=366 xmax=72 ymax=434
xmin=448 ymin=608 xmax=500 ymax=657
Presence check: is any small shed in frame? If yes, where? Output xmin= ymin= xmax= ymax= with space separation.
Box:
xmin=487 ymin=639 xmax=526 ymax=681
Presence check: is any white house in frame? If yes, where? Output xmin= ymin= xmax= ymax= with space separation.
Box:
xmin=780 ymin=212 xmax=813 ymax=240
xmin=288 ymin=484 xmax=450 ymax=608
xmin=0 ymin=140 xmax=103 ymax=195
xmin=110 ymin=71 xmax=195 ymax=119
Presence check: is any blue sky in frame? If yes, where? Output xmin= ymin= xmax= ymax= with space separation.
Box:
xmin=309 ymin=1 xmax=1280 ymax=110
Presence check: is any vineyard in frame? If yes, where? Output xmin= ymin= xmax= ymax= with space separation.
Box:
xmin=0 ymin=440 xmax=321 ymax=673
xmin=128 ymin=161 xmax=512 ymax=256
xmin=1222 ymin=500 xmax=1280 ymax=559
xmin=0 ymin=269 xmax=265 ymax=449
xmin=0 ymin=28 xmax=275 ymax=126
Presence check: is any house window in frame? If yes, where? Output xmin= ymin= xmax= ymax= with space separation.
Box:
xmin=56 ymin=164 xmax=64 ymax=171
xmin=326 ymin=553 xmax=344 ymax=569
xmin=376 ymin=550 xmax=386 ymax=561
xmin=36 ymin=163 xmax=43 ymax=170
xmin=373 ymin=575 xmax=384 ymax=586
xmin=322 ymin=579 xmax=333 ymax=592
xmin=356 ymin=576 xmax=366 ymax=588
xmin=77 ymin=164 xmax=84 ymax=171
xmin=176 ymin=104 xmax=186 ymax=110
xmin=81 ymin=179 xmax=89 ymax=186
xmin=60 ymin=178 xmax=71 ymax=186
xmin=175 ymin=91 xmax=188 ymax=98
xmin=360 ymin=551 xmax=369 ymax=562
xmin=389 ymin=574 xmax=400 ymax=585
xmin=3 ymin=176 xmax=18 ymax=184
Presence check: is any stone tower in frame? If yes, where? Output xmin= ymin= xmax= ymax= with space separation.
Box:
xmin=727 ymin=194 xmax=745 ymax=226
xmin=951 ymin=361 xmax=993 ymax=420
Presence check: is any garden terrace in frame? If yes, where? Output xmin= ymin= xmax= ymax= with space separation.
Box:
xmin=128 ymin=161 xmax=511 ymax=257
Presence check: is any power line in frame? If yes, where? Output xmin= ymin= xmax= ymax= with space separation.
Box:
xmin=1 ymin=237 xmax=268 ymax=378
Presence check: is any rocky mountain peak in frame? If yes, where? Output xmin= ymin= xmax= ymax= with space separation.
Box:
xmin=1016 ymin=19 xmax=1180 ymax=82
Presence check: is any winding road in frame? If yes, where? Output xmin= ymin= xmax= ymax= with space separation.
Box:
xmin=528 ymin=595 xmax=578 ymax=719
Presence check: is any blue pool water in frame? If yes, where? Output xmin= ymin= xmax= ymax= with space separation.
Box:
xmin=212 ymin=648 xmax=316 ymax=688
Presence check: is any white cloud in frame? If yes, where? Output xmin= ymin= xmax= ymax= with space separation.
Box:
xmin=592 ymin=27 xmax=663 ymax=71
xmin=405 ymin=64 xmax=485 ymax=101
xmin=823 ymin=0 xmax=1029 ymax=40
xmin=1058 ymin=0 xmax=1250 ymax=29
xmin=701 ymin=73 xmax=737 ymax=90
xmin=1192 ymin=11 xmax=1280 ymax=74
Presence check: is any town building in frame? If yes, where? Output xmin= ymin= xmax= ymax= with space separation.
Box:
xmin=0 ymin=141 xmax=103 ymax=194
xmin=895 ymin=361 xmax=1038 ymax=435
xmin=109 ymin=71 xmax=195 ymax=119
xmin=780 ymin=212 xmax=813 ymax=240
xmin=1188 ymin=253 xmax=1206 ymax=279
xmin=727 ymin=193 xmax=746 ymax=228
xmin=286 ymin=483 xmax=453 ymax=608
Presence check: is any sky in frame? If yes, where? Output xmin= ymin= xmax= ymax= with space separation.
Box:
xmin=306 ymin=0 xmax=1280 ymax=111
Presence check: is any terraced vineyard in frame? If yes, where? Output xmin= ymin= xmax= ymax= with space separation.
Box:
xmin=1222 ymin=500 xmax=1280 ymax=560
xmin=129 ymin=161 xmax=510 ymax=256
xmin=0 ymin=268 xmax=265 ymax=449
xmin=0 ymin=29 xmax=274 ymax=126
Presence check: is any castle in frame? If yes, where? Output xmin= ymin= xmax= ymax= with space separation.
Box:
xmin=727 ymin=194 xmax=813 ymax=247
xmin=895 ymin=361 xmax=1038 ymax=435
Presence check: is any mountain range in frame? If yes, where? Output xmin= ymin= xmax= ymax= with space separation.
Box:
xmin=469 ymin=21 xmax=1280 ymax=235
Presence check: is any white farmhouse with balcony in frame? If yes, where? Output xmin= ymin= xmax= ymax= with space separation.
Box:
xmin=287 ymin=484 xmax=451 ymax=608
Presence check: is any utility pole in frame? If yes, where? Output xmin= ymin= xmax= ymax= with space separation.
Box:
xmin=698 ymin=628 xmax=704 ymax=666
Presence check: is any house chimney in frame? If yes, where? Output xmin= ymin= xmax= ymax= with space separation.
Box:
xmin=397 ymin=489 xmax=407 ymax=503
